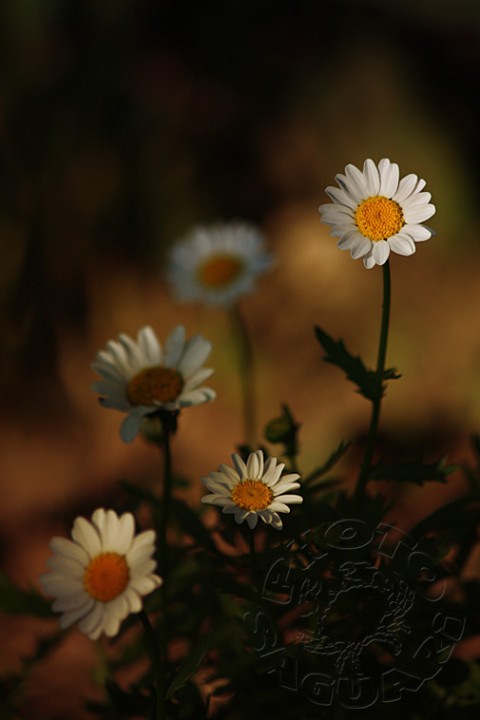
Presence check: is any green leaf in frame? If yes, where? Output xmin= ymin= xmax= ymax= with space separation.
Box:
xmin=304 ymin=440 xmax=350 ymax=487
xmin=314 ymin=326 xmax=399 ymax=400
xmin=370 ymin=457 xmax=458 ymax=486
xmin=0 ymin=573 xmax=55 ymax=616
xmin=315 ymin=326 xmax=378 ymax=400
xmin=409 ymin=492 xmax=480 ymax=541
xmin=166 ymin=635 xmax=211 ymax=700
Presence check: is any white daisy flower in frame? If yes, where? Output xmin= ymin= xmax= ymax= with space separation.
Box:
xmin=39 ymin=508 xmax=162 ymax=640
xmin=319 ymin=158 xmax=436 ymax=269
xmin=201 ymin=450 xmax=302 ymax=530
xmin=91 ymin=325 xmax=216 ymax=443
xmin=167 ymin=222 xmax=273 ymax=307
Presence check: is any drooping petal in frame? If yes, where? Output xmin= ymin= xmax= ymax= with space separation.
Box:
xmin=372 ymin=240 xmax=391 ymax=265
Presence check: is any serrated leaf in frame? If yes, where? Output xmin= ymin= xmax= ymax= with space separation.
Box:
xmin=166 ymin=635 xmax=211 ymax=699
xmin=314 ymin=326 xmax=399 ymax=400
xmin=409 ymin=493 xmax=480 ymax=541
xmin=304 ymin=441 xmax=350 ymax=486
xmin=314 ymin=326 xmax=379 ymax=400
xmin=0 ymin=573 xmax=55 ymax=616
xmin=371 ymin=457 xmax=458 ymax=486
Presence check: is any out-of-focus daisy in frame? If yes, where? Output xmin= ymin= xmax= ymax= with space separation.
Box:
xmin=40 ymin=508 xmax=162 ymax=640
xmin=201 ymin=450 xmax=302 ymax=530
xmin=91 ymin=325 xmax=216 ymax=443
xmin=167 ymin=222 xmax=273 ymax=307
xmin=319 ymin=158 xmax=436 ymax=269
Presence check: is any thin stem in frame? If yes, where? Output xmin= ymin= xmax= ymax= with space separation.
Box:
xmin=249 ymin=529 xmax=257 ymax=581
xmin=158 ymin=413 xmax=173 ymax=582
xmin=229 ymin=304 xmax=256 ymax=447
xmin=157 ymin=411 xmax=175 ymax=716
xmin=354 ymin=260 xmax=391 ymax=504
xmin=139 ymin=610 xmax=164 ymax=720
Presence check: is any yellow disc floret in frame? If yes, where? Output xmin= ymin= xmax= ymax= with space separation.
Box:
xmin=198 ymin=254 xmax=244 ymax=288
xmin=355 ymin=196 xmax=404 ymax=241
xmin=127 ymin=367 xmax=184 ymax=406
xmin=231 ymin=480 xmax=274 ymax=511
xmin=83 ymin=552 xmax=130 ymax=603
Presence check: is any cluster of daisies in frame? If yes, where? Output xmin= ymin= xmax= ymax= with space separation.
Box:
xmin=40 ymin=158 xmax=435 ymax=641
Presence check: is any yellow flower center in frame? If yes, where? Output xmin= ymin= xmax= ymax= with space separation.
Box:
xmin=231 ymin=480 xmax=274 ymax=511
xmin=83 ymin=552 xmax=130 ymax=603
xmin=127 ymin=367 xmax=184 ymax=406
xmin=355 ymin=195 xmax=404 ymax=241
xmin=198 ymin=254 xmax=244 ymax=288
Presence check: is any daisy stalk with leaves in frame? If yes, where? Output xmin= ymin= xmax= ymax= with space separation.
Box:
xmin=319 ymin=158 xmax=436 ymax=502
xmin=168 ymin=222 xmax=273 ymax=446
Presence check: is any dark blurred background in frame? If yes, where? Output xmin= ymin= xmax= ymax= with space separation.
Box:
xmin=1 ymin=0 xmax=480 ymax=716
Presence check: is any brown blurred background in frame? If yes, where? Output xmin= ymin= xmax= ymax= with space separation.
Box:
xmin=1 ymin=0 xmax=480 ymax=717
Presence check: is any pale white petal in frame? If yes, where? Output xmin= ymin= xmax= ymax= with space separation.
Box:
xmin=272 ymin=481 xmax=301 ymax=495
xmin=178 ymin=388 xmax=216 ymax=407
xmin=401 ymin=191 xmax=432 ymax=208
xmin=246 ymin=450 xmax=263 ymax=479
xmin=113 ymin=513 xmax=135 ymax=555
xmin=319 ymin=204 xmax=355 ymax=224
xmin=49 ymin=537 xmax=89 ymax=567
xmin=105 ymin=340 xmax=133 ymax=376
xmin=392 ymin=173 xmax=418 ymax=203
xmin=137 ymin=326 xmax=162 ymax=366
xmin=40 ymin=573 xmax=84 ymax=597
xmin=182 ymin=367 xmax=214 ymax=392
xmin=120 ymin=414 xmax=143 ymax=444
xmin=126 ymin=530 xmax=156 ymax=565
xmin=178 ymin=336 xmax=212 ymax=378
xmin=325 ymin=185 xmax=357 ymax=210
xmin=363 ymin=159 xmax=380 ymax=195
xmin=388 ymin=235 xmax=416 ymax=256
xmin=337 ymin=231 xmax=363 ymax=250
xmin=378 ymin=159 xmax=400 ymax=197
xmin=402 ymin=223 xmax=433 ymax=242
xmin=46 ymin=555 xmax=84 ymax=578
xmin=163 ymin=325 xmax=186 ymax=368
xmin=78 ymin=603 xmax=104 ymax=637
xmin=363 ymin=252 xmax=376 ymax=270
xmin=403 ymin=203 xmax=436 ymax=224
xmin=350 ymin=237 xmax=372 ymax=260
xmin=268 ymin=502 xmax=291 ymax=513
xmin=340 ymin=164 xmax=367 ymax=201
xmin=59 ymin=602 xmax=94 ymax=629
xmin=274 ymin=494 xmax=303 ymax=505
xmin=118 ymin=334 xmax=143 ymax=371
xmin=232 ymin=453 xmax=248 ymax=479
xmin=71 ymin=517 xmax=101 ymax=557
xmin=372 ymin=240 xmax=391 ymax=265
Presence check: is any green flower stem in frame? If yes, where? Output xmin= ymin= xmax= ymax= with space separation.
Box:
xmin=139 ymin=610 xmax=165 ymax=720
xmin=158 ymin=412 xmax=174 ymax=583
xmin=249 ymin=529 xmax=257 ymax=582
xmin=354 ymin=259 xmax=391 ymax=505
xmin=156 ymin=410 xmax=176 ymax=717
xmin=229 ymin=304 xmax=256 ymax=447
